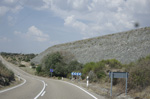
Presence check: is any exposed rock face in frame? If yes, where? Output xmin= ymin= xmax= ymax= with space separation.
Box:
xmin=31 ymin=27 xmax=150 ymax=64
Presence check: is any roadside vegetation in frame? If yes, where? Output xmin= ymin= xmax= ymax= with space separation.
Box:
xmin=0 ymin=61 xmax=15 ymax=87
xmin=36 ymin=52 xmax=83 ymax=77
xmin=1 ymin=52 xmax=37 ymax=65
xmin=1 ymin=52 xmax=150 ymax=98
xmin=1 ymin=52 xmax=37 ymax=75
xmin=36 ymin=51 xmax=150 ymax=98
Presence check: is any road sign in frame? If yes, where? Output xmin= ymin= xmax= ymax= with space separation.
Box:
xmin=50 ymin=69 xmax=53 ymax=72
xmin=74 ymin=72 xmax=77 ymax=75
xmin=71 ymin=72 xmax=74 ymax=75
xmin=109 ymin=72 xmax=128 ymax=96
xmin=78 ymin=73 xmax=81 ymax=76
xmin=109 ymin=72 xmax=128 ymax=78
xmin=71 ymin=72 xmax=81 ymax=76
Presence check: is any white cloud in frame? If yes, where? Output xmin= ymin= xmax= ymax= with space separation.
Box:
xmin=14 ymin=31 xmax=22 ymax=35
xmin=26 ymin=26 xmax=49 ymax=42
xmin=1 ymin=0 xmax=150 ymax=38
xmin=0 ymin=0 xmax=23 ymax=17
xmin=0 ymin=6 xmax=9 ymax=16
xmin=0 ymin=36 xmax=11 ymax=42
xmin=48 ymin=0 xmax=150 ymax=37
xmin=11 ymin=5 xmax=23 ymax=13
xmin=3 ymin=0 xmax=18 ymax=4
xmin=14 ymin=26 xmax=50 ymax=42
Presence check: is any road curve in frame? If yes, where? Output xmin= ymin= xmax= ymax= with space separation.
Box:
xmin=0 ymin=56 xmax=45 ymax=99
xmin=0 ymin=56 xmax=105 ymax=99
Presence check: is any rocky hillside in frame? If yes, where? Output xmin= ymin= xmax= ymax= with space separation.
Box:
xmin=31 ymin=27 xmax=150 ymax=64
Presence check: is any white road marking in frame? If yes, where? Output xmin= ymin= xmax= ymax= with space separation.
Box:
xmin=41 ymin=91 xmax=46 ymax=96
xmin=59 ymin=80 xmax=98 ymax=99
xmin=0 ymin=75 xmax=26 ymax=93
xmin=0 ymin=56 xmax=46 ymax=99
xmin=34 ymin=80 xmax=46 ymax=99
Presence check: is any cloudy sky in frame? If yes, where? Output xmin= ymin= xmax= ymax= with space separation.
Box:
xmin=0 ymin=0 xmax=150 ymax=53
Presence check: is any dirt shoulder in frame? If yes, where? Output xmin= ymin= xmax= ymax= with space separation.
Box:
xmin=0 ymin=76 xmax=23 ymax=90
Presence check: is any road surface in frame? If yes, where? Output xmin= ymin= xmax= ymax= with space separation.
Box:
xmin=0 ymin=56 xmax=105 ymax=99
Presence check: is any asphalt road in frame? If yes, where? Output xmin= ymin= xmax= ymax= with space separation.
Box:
xmin=0 ymin=56 xmax=105 ymax=99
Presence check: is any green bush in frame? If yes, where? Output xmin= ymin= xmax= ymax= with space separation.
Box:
xmin=19 ymin=64 xmax=25 ymax=67
xmin=96 ymin=71 xmax=106 ymax=79
xmin=68 ymin=60 xmax=83 ymax=73
xmin=0 ymin=61 xmax=14 ymax=86
xmin=40 ymin=52 xmax=82 ymax=77
xmin=82 ymin=61 xmax=106 ymax=81
xmin=58 ymin=77 xmax=61 ymax=80
xmin=36 ymin=65 xmax=42 ymax=74
xmin=101 ymin=59 xmax=122 ymax=69
xmin=128 ymin=57 xmax=150 ymax=90
xmin=31 ymin=62 xmax=35 ymax=66
xmin=82 ymin=62 xmax=96 ymax=74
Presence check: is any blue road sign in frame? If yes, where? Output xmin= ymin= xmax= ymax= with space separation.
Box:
xmin=71 ymin=72 xmax=81 ymax=76
xmin=74 ymin=72 xmax=77 ymax=75
xmin=78 ymin=73 xmax=81 ymax=76
xmin=71 ymin=72 xmax=74 ymax=75
xmin=50 ymin=69 xmax=53 ymax=72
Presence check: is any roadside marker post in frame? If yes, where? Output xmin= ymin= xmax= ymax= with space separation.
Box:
xmin=87 ymin=76 xmax=89 ymax=87
xmin=109 ymin=72 xmax=129 ymax=96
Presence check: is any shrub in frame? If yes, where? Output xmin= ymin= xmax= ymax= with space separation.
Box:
xmin=96 ymin=71 xmax=106 ymax=79
xmin=0 ymin=61 xmax=14 ymax=86
xmin=101 ymin=59 xmax=122 ymax=69
xmin=128 ymin=57 xmax=150 ymax=90
xmin=31 ymin=62 xmax=35 ymax=66
xmin=67 ymin=60 xmax=83 ymax=72
xmin=88 ymin=70 xmax=97 ymax=82
xmin=82 ymin=61 xmax=107 ymax=81
xmin=19 ymin=64 xmax=25 ymax=67
xmin=40 ymin=52 xmax=82 ymax=77
xmin=58 ymin=77 xmax=61 ymax=80
xmin=36 ymin=65 xmax=42 ymax=74
xmin=82 ymin=62 xmax=96 ymax=75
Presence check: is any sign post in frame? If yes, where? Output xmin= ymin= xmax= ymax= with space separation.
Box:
xmin=71 ymin=72 xmax=73 ymax=80
xmin=109 ymin=72 xmax=129 ymax=96
xmin=125 ymin=72 xmax=128 ymax=95
xmin=50 ymin=69 xmax=53 ymax=77
xmin=110 ymin=72 xmax=113 ymax=96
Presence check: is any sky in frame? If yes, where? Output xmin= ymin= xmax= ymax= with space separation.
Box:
xmin=0 ymin=0 xmax=150 ymax=54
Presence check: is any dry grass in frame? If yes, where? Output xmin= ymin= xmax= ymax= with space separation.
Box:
xmin=19 ymin=66 xmax=36 ymax=75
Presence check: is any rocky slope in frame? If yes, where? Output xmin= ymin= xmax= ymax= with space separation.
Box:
xmin=31 ymin=27 xmax=150 ymax=64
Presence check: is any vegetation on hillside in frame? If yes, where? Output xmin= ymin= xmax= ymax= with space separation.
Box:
xmin=1 ymin=52 xmax=37 ymax=65
xmin=127 ymin=55 xmax=150 ymax=90
xmin=82 ymin=59 xmax=123 ymax=82
xmin=36 ymin=52 xmax=83 ymax=77
xmin=0 ymin=61 xmax=15 ymax=87
xmin=1 ymin=51 xmax=149 ymax=98
xmin=36 ymin=51 xmax=150 ymax=98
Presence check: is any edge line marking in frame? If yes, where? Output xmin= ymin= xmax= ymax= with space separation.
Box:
xmin=59 ymin=80 xmax=98 ymax=99
xmin=0 ymin=75 xmax=26 ymax=93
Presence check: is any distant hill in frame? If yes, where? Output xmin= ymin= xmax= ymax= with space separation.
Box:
xmin=31 ymin=27 xmax=150 ymax=65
